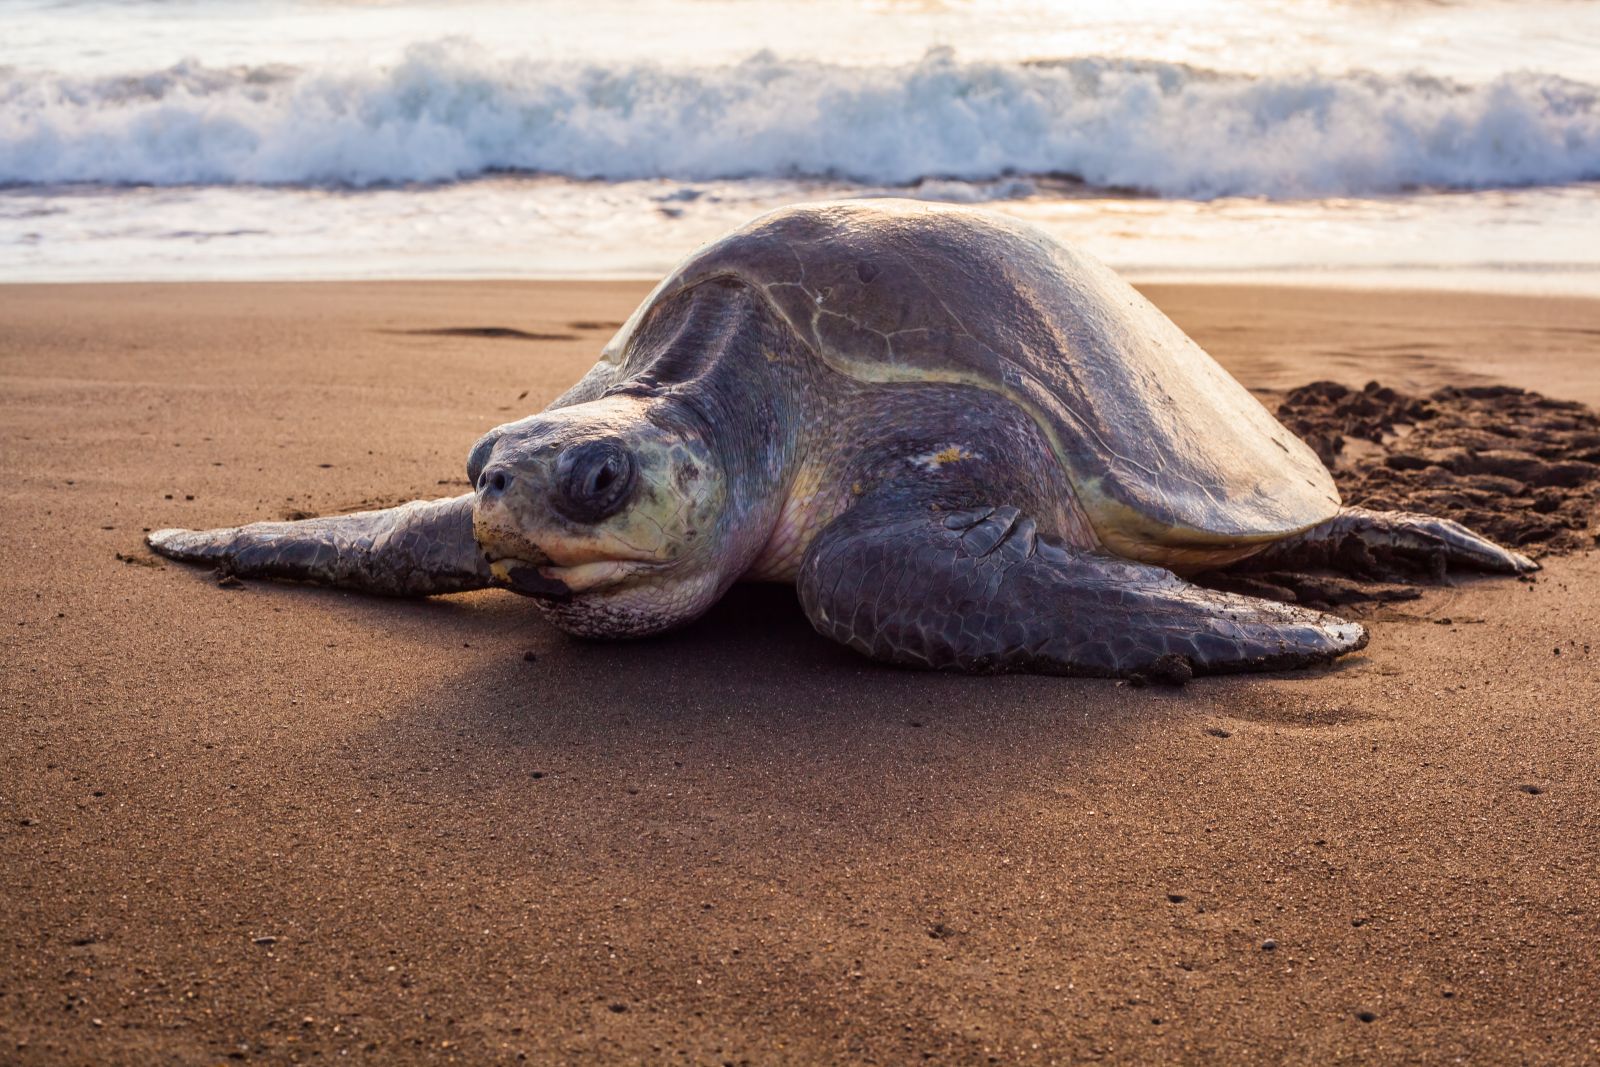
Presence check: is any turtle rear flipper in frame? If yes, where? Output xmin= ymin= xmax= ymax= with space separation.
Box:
xmin=147 ymin=494 xmax=491 ymax=597
xmin=797 ymin=497 xmax=1367 ymax=679
xmin=1238 ymin=506 xmax=1538 ymax=579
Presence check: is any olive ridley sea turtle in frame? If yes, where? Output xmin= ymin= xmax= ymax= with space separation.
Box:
xmin=148 ymin=200 xmax=1536 ymax=678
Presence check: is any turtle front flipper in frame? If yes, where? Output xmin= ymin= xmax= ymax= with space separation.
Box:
xmin=147 ymin=494 xmax=491 ymax=597
xmin=797 ymin=497 xmax=1368 ymax=679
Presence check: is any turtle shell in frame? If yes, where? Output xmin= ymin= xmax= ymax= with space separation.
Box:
xmin=603 ymin=200 xmax=1339 ymax=559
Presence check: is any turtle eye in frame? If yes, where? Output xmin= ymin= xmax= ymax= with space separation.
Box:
xmin=467 ymin=428 xmax=503 ymax=487
xmin=553 ymin=440 xmax=636 ymax=523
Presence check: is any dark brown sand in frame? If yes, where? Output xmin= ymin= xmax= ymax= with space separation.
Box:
xmin=1275 ymin=381 xmax=1600 ymax=556
xmin=2 ymin=282 xmax=1598 ymax=1064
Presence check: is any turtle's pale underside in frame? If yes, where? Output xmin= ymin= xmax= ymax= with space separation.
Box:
xmin=149 ymin=201 xmax=1534 ymax=678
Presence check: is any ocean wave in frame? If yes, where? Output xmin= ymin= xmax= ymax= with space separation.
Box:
xmin=3 ymin=42 xmax=1598 ymax=198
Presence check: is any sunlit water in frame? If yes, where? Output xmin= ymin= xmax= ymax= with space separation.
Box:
xmin=4 ymin=0 xmax=1599 ymax=290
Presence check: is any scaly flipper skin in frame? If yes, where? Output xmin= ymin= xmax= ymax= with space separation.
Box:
xmin=146 ymin=494 xmax=491 ymax=597
xmin=797 ymin=497 xmax=1369 ymax=678
xmin=1238 ymin=506 xmax=1538 ymax=580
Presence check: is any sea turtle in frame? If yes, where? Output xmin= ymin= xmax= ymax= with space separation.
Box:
xmin=147 ymin=200 xmax=1535 ymax=678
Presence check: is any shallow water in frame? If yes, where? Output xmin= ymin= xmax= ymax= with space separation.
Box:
xmin=4 ymin=0 xmax=1598 ymax=289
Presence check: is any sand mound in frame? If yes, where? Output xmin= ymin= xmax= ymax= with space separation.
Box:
xmin=1280 ymin=380 xmax=1600 ymax=554
xmin=1207 ymin=381 xmax=1600 ymax=611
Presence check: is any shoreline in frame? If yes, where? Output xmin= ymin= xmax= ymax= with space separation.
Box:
xmin=8 ymin=180 xmax=1598 ymax=295
xmin=8 ymin=270 xmax=1600 ymax=297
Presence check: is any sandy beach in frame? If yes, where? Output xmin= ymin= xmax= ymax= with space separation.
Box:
xmin=2 ymin=280 xmax=1597 ymax=1064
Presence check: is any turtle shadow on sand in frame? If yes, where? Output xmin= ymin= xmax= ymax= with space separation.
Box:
xmin=343 ymin=580 xmax=1197 ymax=820
xmin=1198 ymin=381 xmax=1600 ymax=614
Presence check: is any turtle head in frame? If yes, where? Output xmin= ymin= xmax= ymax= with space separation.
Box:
xmin=468 ymin=393 xmax=743 ymax=637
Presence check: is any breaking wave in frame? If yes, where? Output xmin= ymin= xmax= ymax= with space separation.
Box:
xmin=3 ymin=42 xmax=1598 ymax=199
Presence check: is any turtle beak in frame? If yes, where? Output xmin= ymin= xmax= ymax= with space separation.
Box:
xmin=489 ymin=559 xmax=572 ymax=601
xmin=473 ymin=453 xmax=568 ymax=597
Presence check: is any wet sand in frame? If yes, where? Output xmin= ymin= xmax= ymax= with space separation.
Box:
xmin=2 ymin=281 xmax=1598 ymax=1064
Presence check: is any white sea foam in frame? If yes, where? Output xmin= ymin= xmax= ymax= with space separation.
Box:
xmin=4 ymin=42 xmax=1599 ymax=199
